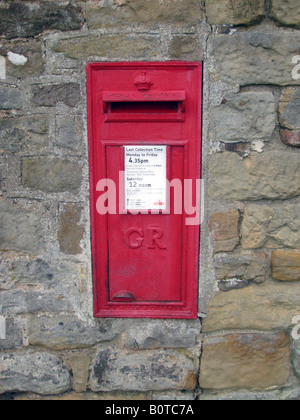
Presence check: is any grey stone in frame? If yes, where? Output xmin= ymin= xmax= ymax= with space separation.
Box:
xmin=206 ymin=0 xmax=265 ymax=25
xmin=0 ymin=87 xmax=23 ymax=110
xmin=200 ymin=386 xmax=300 ymax=401
xmin=278 ymin=88 xmax=300 ymax=130
xmin=0 ymin=2 xmax=84 ymax=39
xmin=209 ymin=152 xmax=300 ymax=201
xmin=209 ymin=31 xmax=300 ymax=86
xmin=28 ymin=316 xmax=123 ymax=350
xmin=4 ymin=40 xmax=45 ymax=79
xmin=55 ymin=115 xmax=83 ymax=151
xmin=270 ymin=0 xmax=300 ymax=26
xmin=32 ymin=83 xmax=81 ymax=108
xmin=0 ymin=353 xmax=71 ymax=395
xmin=123 ymin=319 xmax=201 ymax=350
xmin=210 ymin=91 xmax=276 ymax=142
xmin=0 ymin=319 xmax=22 ymax=350
xmin=292 ymin=339 xmax=300 ymax=378
xmin=0 ymin=200 xmax=45 ymax=254
xmin=22 ymin=157 xmax=83 ymax=193
xmin=58 ymin=203 xmax=84 ymax=255
xmin=90 ymin=346 xmax=198 ymax=392
xmin=169 ymin=35 xmax=201 ymax=60
xmin=51 ymin=34 xmax=162 ymax=60
xmin=241 ymin=203 xmax=300 ymax=249
xmin=0 ymin=115 xmax=48 ymax=153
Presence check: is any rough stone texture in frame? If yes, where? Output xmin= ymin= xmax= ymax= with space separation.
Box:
xmin=206 ymin=0 xmax=265 ymax=25
xmin=214 ymin=251 xmax=268 ymax=285
xmin=14 ymin=391 xmax=152 ymax=401
xmin=279 ymin=88 xmax=300 ymax=130
xmin=272 ymin=250 xmax=300 ymax=282
xmin=202 ymin=282 xmax=300 ymax=332
xmin=85 ymin=0 xmax=203 ymax=29
xmin=209 ymin=210 xmax=240 ymax=253
xmin=209 ymin=152 xmax=300 ymax=201
xmin=0 ymin=353 xmax=70 ymax=395
xmin=122 ymin=319 xmax=201 ymax=350
xmin=27 ymin=316 xmax=124 ymax=350
xmin=292 ymin=340 xmax=300 ymax=379
xmin=169 ymin=35 xmax=200 ymax=60
xmin=55 ymin=114 xmax=83 ymax=151
xmin=90 ymin=346 xmax=198 ymax=392
xmin=52 ymin=34 xmax=162 ymax=60
xmin=0 ymin=87 xmax=23 ymax=110
xmin=210 ymin=91 xmax=276 ymax=142
xmin=270 ymin=0 xmax=300 ymax=26
xmin=32 ymin=83 xmax=81 ymax=108
xmin=0 ymin=2 xmax=84 ymax=39
xmin=280 ymin=129 xmax=300 ymax=148
xmin=0 ymin=319 xmax=23 ymax=350
xmin=241 ymin=204 xmax=300 ymax=249
xmin=22 ymin=157 xmax=83 ymax=193
xmin=200 ymin=333 xmax=290 ymax=390
xmin=209 ymin=31 xmax=300 ymax=86
xmin=68 ymin=352 xmax=90 ymax=393
xmin=0 ymin=200 xmax=45 ymax=254
xmin=0 ymin=115 xmax=48 ymax=153
xmin=200 ymin=386 xmax=300 ymax=401
xmin=58 ymin=203 xmax=84 ymax=255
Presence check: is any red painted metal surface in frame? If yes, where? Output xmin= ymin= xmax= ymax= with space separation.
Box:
xmin=87 ymin=62 xmax=202 ymax=319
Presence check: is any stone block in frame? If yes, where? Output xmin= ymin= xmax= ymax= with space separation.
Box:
xmin=209 ymin=152 xmax=300 ymax=201
xmin=209 ymin=31 xmax=300 ymax=86
xmin=0 ymin=353 xmax=70 ymax=395
xmin=169 ymin=35 xmax=200 ymax=60
xmin=90 ymin=346 xmax=198 ymax=392
xmin=32 ymin=83 xmax=81 ymax=108
xmin=0 ymin=200 xmax=45 ymax=254
xmin=68 ymin=352 xmax=90 ymax=393
xmin=28 ymin=316 xmax=123 ymax=350
xmin=280 ymin=129 xmax=300 ymax=148
xmin=200 ymin=333 xmax=290 ymax=390
xmin=0 ymin=86 xmax=23 ymax=110
xmin=55 ymin=114 xmax=83 ymax=151
xmin=0 ymin=2 xmax=84 ymax=39
xmin=206 ymin=0 xmax=265 ymax=25
xmin=272 ymin=250 xmax=300 ymax=282
xmin=0 ymin=318 xmax=22 ymax=350
xmin=22 ymin=157 xmax=83 ymax=193
xmin=58 ymin=203 xmax=84 ymax=255
xmin=210 ymin=91 xmax=276 ymax=142
xmin=278 ymin=88 xmax=300 ymax=130
xmin=270 ymin=0 xmax=300 ymax=26
xmin=292 ymin=339 xmax=300 ymax=378
xmin=209 ymin=210 xmax=240 ymax=253
xmin=51 ymin=34 xmax=162 ymax=60
xmin=241 ymin=204 xmax=300 ymax=249
xmin=202 ymin=282 xmax=300 ymax=332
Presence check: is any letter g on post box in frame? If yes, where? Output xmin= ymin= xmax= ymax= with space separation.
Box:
xmin=87 ymin=62 xmax=202 ymax=319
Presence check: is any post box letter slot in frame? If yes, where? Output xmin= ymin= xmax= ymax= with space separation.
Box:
xmin=103 ymin=91 xmax=185 ymax=122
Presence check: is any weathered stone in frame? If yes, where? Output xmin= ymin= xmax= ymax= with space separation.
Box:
xmin=280 ymin=129 xmax=300 ymax=148
xmin=272 ymin=250 xmax=300 ymax=282
xmin=202 ymin=282 xmax=300 ymax=332
xmin=278 ymin=88 xmax=300 ymax=130
xmin=68 ymin=352 xmax=90 ymax=393
xmin=14 ymin=391 xmax=152 ymax=401
xmin=123 ymin=319 xmax=201 ymax=350
xmin=90 ymin=346 xmax=198 ymax=392
xmin=214 ymin=251 xmax=268 ymax=285
xmin=209 ymin=31 xmax=300 ymax=86
xmin=209 ymin=210 xmax=240 ymax=253
xmin=209 ymin=152 xmax=300 ymax=201
xmin=200 ymin=386 xmax=300 ymax=401
xmin=270 ymin=0 xmax=300 ymax=26
xmin=210 ymin=91 xmax=276 ymax=142
xmin=28 ymin=316 xmax=124 ymax=350
xmin=206 ymin=0 xmax=265 ymax=25
xmin=153 ymin=391 xmax=195 ymax=400
xmin=51 ymin=34 xmax=162 ymax=60
xmin=0 ymin=289 xmax=72 ymax=315
xmin=200 ymin=333 xmax=290 ymax=390
xmin=32 ymin=83 xmax=81 ymax=108
xmin=169 ymin=35 xmax=200 ymax=60
xmin=55 ymin=114 xmax=83 ymax=151
xmin=85 ymin=0 xmax=203 ymax=29
xmin=0 ymin=2 xmax=84 ymax=39
xmin=292 ymin=339 xmax=300 ymax=379
xmin=0 ymin=87 xmax=23 ymax=110
xmin=3 ymin=40 xmax=45 ymax=79
xmin=0 ymin=353 xmax=70 ymax=395
xmin=0 ymin=200 xmax=44 ymax=254
xmin=218 ymin=278 xmax=249 ymax=292
xmin=58 ymin=203 xmax=84 ymax=255
xmin=241 ymin=204 xmax=300 ymax=249
xmin=22 ymin=157 xmax=82 ymax=193
xmin=0 ymin=115 xmax=48 ymax=153
xmin=0 ymin=318 xmax=22 ymax=349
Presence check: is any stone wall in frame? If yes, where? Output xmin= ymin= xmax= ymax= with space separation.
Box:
xmin=0 ymin=0 xmax=299 ymax=400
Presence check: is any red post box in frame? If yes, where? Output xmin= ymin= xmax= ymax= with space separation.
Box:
xmin=87 ymin=62 xmax=202 ymax=319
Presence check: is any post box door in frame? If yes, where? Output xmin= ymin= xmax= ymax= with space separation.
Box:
xmin=87 ymin=62 xmax=202 ymax=319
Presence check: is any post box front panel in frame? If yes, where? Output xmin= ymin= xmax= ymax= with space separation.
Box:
xmin=87 ymin=62 xmax=202 ymax=319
